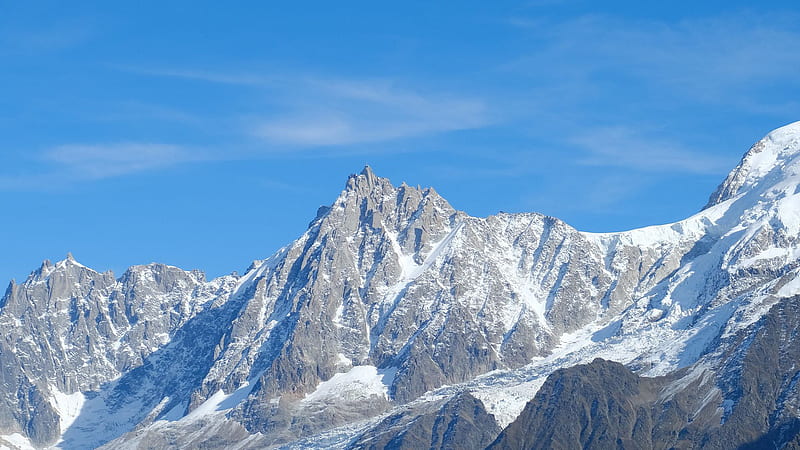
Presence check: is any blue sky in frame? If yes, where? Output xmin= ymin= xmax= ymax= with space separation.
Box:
xmin=2 ymin=1 xmax=799 ymax=283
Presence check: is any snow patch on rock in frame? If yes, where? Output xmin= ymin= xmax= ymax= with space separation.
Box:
xmin=50 ymin=387 xmax=86 ymax=434
xmin=302 ymin=366 xmax=398 ymax=405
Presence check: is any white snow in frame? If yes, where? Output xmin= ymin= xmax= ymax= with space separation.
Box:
xmin=180 ymin=373 xmax=263 ymax=422
xmin=583 ymin=197 xmax=730 ymax=251
xmin=53 ymin=389 xmax=147 ymax=449
xmin=159 ymin=401 xmax=188 ymax=422
xmin=332 ymin=303 xmax=344 ymax=327
xmin=336 ymin=353 xmax=352 ymax=366
xmin=777 ymin=192 xmax=800 ymax=234
xmin=743 ymin=141 xmax=780 ymax=181
xmin=736 ymin=247 xmax=791 ymax=268
xmin=49 ymin=387 xmax=85 ymax=433
xmin=386 ymin=220 xmax=464 ymax=285
xmin=302 ymin=366 xmax=397 ymax=404
xmin=732 ymin=121 xmax=800 ymax=195
xmin=54 ymin=254 xmax=90 ymax=271
xmin=778 ymin=272 xmax=800 ymax=298
xmin=471 ymin=379 xmax=545 ymax=428
xmin=0 ymin=434 xmax=35 ymax=450
xmin=182 ymin=389 xmax=231 ymax=421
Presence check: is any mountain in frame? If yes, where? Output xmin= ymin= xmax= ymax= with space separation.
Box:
xmin=1 ymin=121 xmax=799 ymax=449
xmin=489 ymin=295 xmax=800 ymax=449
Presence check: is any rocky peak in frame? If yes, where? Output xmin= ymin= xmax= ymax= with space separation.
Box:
xmin=26 ymin=253 xmax=97 ymax=282
xmin=32 ymin=258 xmax=54 ymax=280
xmin=327 ymin=166 xmax=460 ymax=251
xmin=341 ymin=165 xmax=397 ymax=205
xmin=705 ymin=120 xmax=800 ymax=208
xmin=120 ymin=262 xmax=205 ymax=286
xmin=357 ymin=164 xmax=379 ymax=185
xmin=1 ymin=255 xmax=113 ymax=319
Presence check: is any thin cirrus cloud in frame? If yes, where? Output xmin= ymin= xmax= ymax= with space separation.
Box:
xmin=253 ymin=79 xmax=489 ymax=147
xmin=1 ymin=70 xmax=489 ymax=188
xmin=497 ymin=11 xmax=798 ymax=179
xmin=41 ymin=143 xmax=206 ymax=180
xmin=506 ymin=12 xmax=800 ymax=107
xmin=120 ymin=66 xmax=276 ymax=87
xmin=0 ymin=143 xmax=203 ymax=191
xmin=1 ymin=22 xmax=94 ymax=54
xmin=127 ymin=67 xmax=492 ymax=148
xmin=570 ymin=127 xmax=731 ymax=175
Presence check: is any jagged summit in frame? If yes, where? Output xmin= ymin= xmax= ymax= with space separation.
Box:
xmin=342 ymin=165 xmax=394 ymax=201
xmin=343 ymin=166 xmax=442 ymax=201
xmin=360 ymin=164 xmax=375 ymax=177
xmin=705 ymin=120 xmax=800 ymax=208
xmin=4 ymin=124 xmax=800 ymax=449
xmin=334 ymin=166 xmax=457 ymax=238
xmin=24 ymin=254 xmax=97 ymax=284
xmin=346 ymin=164 xmax=380 ymax=187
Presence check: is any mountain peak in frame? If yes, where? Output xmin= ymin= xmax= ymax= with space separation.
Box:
xmin=324 ymin=166 xmax=458 ymax=258
xmin=346 ymin=164 xmax=387 ymax=192
xmin=360 ymin=164 xmax=375 ymax=177
xmin=705 ymin=120 xmax=800 ymax=208
xmin=339 ymin=166 xmax=451 ymax=214
xmin=54 ymin=253 xmax=90 ymax=271
xmin=766 ymin=120 xmax=800 ymax=142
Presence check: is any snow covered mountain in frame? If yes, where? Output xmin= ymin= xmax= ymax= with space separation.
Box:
xmin=1 ymin=121 xmax=800 ymax=449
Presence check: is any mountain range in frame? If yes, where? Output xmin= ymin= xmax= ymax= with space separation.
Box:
xmin=1 ymin=121 xmax=800 ymax=449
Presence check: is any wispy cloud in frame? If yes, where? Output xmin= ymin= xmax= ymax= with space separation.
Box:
xmin=93 ymin=101 xmax=209 ymax=125
xmin=0 ymin=142 xmax=251 ymax=191
xmin=253 ymin=78 xmax=489 ymax=147
xmin=41 ymin=143 xmax=208 ymax=179
xmin=118 ymin=66 xmax=276 ymax=87
xmin=492 ymin=10 xmax=800 ymax=185
xmin=123 ymin=66 xmax=492 ymax=148
xmin=1 ymin=72 xmax=489 ymax=189
xmin=522 ymin=172 xmax=651 ymax=217
xmin=0 ymin=143 xmax=208 ymax=190
xmin=1 ymin=20 xmax=93 ymax=54
xmin=505 ymin=12 xmax=800 ymax=107
xmin=570 ymin=127 xmax=730 ymax=175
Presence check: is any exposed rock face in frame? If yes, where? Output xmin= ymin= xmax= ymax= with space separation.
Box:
xmin=1 ymin=123 xmax=800 ymax=449
xmin=1 ymin=258 xmax=233 ymax=392
xmin=490 ymin=295 xmax=800 ymax=449
xmin=192 ymin=165 xmax=631 ymax=440
xmin=0 ymin=259 xmax=238 ymax=448
xmin=489 ymin=359 xmax=661 ymax=450
xmin=351 ymin=392 xmax=500 ymax=450
xmin=0 ymin=340 xmax=60 ymax=446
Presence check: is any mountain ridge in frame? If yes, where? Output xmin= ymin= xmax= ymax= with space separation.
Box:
xmin=1 ymin=121 xmax=799 ymax=449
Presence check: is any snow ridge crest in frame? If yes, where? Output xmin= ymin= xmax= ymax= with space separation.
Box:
xmin=705 ymin=120 xmax=800 ymax=209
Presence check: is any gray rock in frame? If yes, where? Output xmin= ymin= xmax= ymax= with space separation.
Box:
xmin=490 ymin=294 xmax=800 ymax=449
xmin=351 ymin=392 xmax=500 ymax=450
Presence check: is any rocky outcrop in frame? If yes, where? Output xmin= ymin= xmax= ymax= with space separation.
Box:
xmin=351 ymin=392 xmax=500 ymax=450
xmin=490 ymin=294 xmax=800 ymax=449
